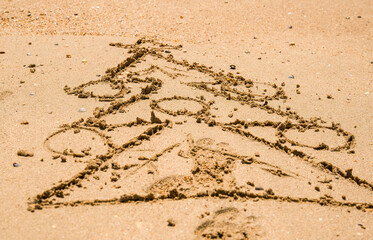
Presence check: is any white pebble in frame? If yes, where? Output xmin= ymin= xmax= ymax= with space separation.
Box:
xmin=78 ymin=108 xmax=86 ymax=112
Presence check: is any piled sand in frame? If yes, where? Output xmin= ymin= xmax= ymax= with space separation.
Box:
xmin=0 ymin=1 xmax=372 ymax=239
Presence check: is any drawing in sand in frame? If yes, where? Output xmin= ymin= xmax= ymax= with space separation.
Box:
xmin=28 ymin=39 xmax=373 ymax=213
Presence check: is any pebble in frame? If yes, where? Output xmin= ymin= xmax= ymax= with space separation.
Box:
xmin=364 ymin=91 xmax=370 ymax=95
xmin=289 ymin=42 xmax=295 ymax=46
xmin=230 ymin=65 xmax=236 ymax=70
xmin=66 ymin=54 xmax=71 ymax=58
xmin=81 ymin=58 xmax=87 ymax=63
xmin=288 ymin=74 xmax=295 ymax=79
xmin=255 ymin=187 xmax=264 ymax=190
xmin=13 ymin=163 xmax=20 ymax=167
xmin=27 ymin=53 xmax=31 ymax=56
xmin=288 ymin=25 xmax=293 ymax=29
xmin=78 ymin=108 xmax=86 ymax=112
xmin=167 ymin=219 xmax=176 ymax=227
xmin=30 ymin=92 xmax=35 ymax=96
xmin=0 ymin=51 xmax=5 ymax=54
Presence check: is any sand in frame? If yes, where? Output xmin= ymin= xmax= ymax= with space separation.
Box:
xmin=0 ymin=1 xmax=372 ymax=239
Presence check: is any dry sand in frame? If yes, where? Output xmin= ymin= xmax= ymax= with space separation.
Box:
xmin=0 ymin=1 xmax=373 ymax=239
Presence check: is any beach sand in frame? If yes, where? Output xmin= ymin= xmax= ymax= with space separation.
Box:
xmin=0 ymin=1 xmax=372 ymax=239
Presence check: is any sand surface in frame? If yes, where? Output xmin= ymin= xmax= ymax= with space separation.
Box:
xmin=0 ymin=1 xmax=373 ymax=239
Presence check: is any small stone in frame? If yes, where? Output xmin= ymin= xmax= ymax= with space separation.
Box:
xmin=254 ymin=152 xmax=260 ymax=157
xmin=61 ymin=156 xmax=67 ymax=162
xmin=27 ymin=53 xmax=31 ymax=56
xmin=66 ymin=54 xmax=71 ymax=58
xmin=78 ymin=108 xmax=86 ymax=112
xmin=20 ymin=121 xmax=29 ymax=125
xmin=289 ymin=42 xmax=295 ymax=46
xmin=358 ymin=224 xmax=366 ymax=230
xmin=81 ymin=58 xmax=87 ymax=63
xmin=228 ymin=113 xmax=233 ymax=118
xmin=30 ymin=68 xmax=35 ymax=73
xmin=167 ymin=219 xmax=176 ymax=227
xmin=13 ymin=163 xmax=20 ymax=167
xmin=17 ymin=149 xmax=34 ymax=157
xmin=342 ymin=195 xmax=346 ymax=200
xmin=0 ymin=51 xmax=5 ymax=54
xmin=364 ymin=91 xmax=370 ymax=95
xmin=288 ymin=74 xmax=295 ymax=79
xmin=255 ymin=187 xmax=264 ymax=190
xmin=230 ymin=65 xmax=236 ymax=70
xmin=315 ymin=186 xmax=320 ymax=192
xmin=287 ymin=25 xmax=293 ymax=29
